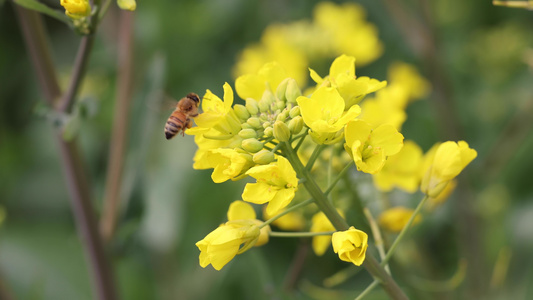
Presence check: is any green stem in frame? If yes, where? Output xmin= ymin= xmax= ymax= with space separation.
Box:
xmin=282 ymin=142 xmax=348 ymax=230
xmin=305 ymin=143 xmax=326 ymax=171
xmin=355 ymin=280 xmax=379 ymax=300
xmin=293 ymin=129 xmax=308 ymax=153
xmin=282 ymin=141 xmax=408 ymax=300
xmin=261 ymin=198 xmax=313 ymax=228
xmin=381 ymin=195 xmax=429 ymax=266
xmin=269 ymin=231 xmax=335 ymax=238
xmin=363 ymin=208 xmax=390 ymax=273
xmin=324 ymin=161 xmax=354 ymax=196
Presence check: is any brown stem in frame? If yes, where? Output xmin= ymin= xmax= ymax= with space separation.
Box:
xmin=58 ymin=36 xmax=95 ymax=113
xmin=14 ymin=6 xmax=118 ymax=300
xmin=100 ymin=11 xmax=135 ymax=242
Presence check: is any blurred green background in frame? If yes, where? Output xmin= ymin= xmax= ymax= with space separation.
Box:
xmin=1 ymin=0 xmax=533 ymax=299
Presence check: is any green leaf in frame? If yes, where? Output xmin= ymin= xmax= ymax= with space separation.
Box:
xmin=13 ymin=0 xmax=72 ymax=26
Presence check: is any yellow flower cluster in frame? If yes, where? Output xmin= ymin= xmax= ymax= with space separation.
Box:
xmin=233 ymin=2 xmax=383 ymax=87
xmin=191 ymin=53 xmax=476 ymax=270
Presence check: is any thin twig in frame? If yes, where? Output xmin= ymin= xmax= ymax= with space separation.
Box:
xmin=58 ymin=36 xmax=95 ymax=113
xmin=100 ymin=11 xmax=135 ymax=243
xmin=14 ymin=6 xmax=118 ymax=300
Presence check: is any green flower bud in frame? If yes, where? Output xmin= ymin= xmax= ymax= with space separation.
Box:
xmin=262 ymin=121 xmax=272 ymax=129
xmin=285 ymin=78 xmax=301 ymax=103
xmin=288 ymin=116 xmax=303 ymax=134
xmin=242 ymin=138 xmax=264 ymax=153
xmin=241 ymin=123 xmax=253 ymax=130
xmin=253 ymin=150 xmax=276 ymax=165
xmin=234 ymin=104 xmax=251 ymax=120
xmin=275 ymin=100 xmax=285 ymax=110
xmin=276 ymin=78 xmax=290 ymax=102
xmin=258 ymin=98 xmax=271 ymax=113
xmin=262 ymin=88 xmax=276 ymax=103
xmin=273 ymin=121 xmax=291 ymax=142
xmin=276 ymin=109 xmax=289 ymax=122
xmin=264 ymin=127 xmax=273 ymax=137
xmin=239 ymin=128 xmax=257 ymax=139
xmin=289 ymin=106 xmax=300 ymax=118
xmin=246 ymin=98 xmax=260 ymax=115
xmin=247 ymin=117 xmax=262 ymax=129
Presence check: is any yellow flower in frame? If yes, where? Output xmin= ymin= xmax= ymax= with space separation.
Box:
xmin=420 ymin=141 xmax=477 ymax=198
xmin=187 ymin=83 xmax=241 ymax=137
xmin=344 ymin=120 xmax=404 ymax=174
xmin=192 ymin=134 xmax=242 ymax=170
xmin=235 ymin=62 xmax=290 ymax=101
xmin=205 ymin=148 xmax=253 ymax=183
xmin=117 ymin=0 xmax=136 ymax=11
xmin=358 ymin=92 xmax=407 ymax=130
xmin=379 ymin=207 xmax=421 ymax=233
xmin=60 ymin=0 xmax=90 ymax=19
xmin=310 ymin=211 xmax=342 ymax=256
xmin=242 ymin=156 xmax=299 ymax=215
xmin=313 ymin=2 xmax=383 ymax=66
xmin=233 ymin=27 xmax=308 ymax=88
xmin=196 ymin=201 xmax=269 ymax=270
xmin=309 ymin=55 xmax=386 ymax=109
xmin=297 ymin=86 xmax=360 ymax=144
xmin=387 ymin=62 xmax=431 ymax=104
xmin=373 ymin=140 xmax=423 ymax=193
xmin=331 ymin=226 xmax=368 ymax=266
xmin=428 ymin=180 xmax=457 ymax=210
xmin=263 ymin=208 xmax=305 ymax=231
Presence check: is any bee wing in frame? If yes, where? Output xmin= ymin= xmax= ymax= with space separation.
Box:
xmin=145 ymin=91 xmax=176 ymax=112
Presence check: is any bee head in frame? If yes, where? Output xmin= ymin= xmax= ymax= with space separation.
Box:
xmin=187 ymin=93 xmax=200 ymax=104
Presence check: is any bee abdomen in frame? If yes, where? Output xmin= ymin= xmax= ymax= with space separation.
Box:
xmin=164 ymin=114 xmax=187 ymax=140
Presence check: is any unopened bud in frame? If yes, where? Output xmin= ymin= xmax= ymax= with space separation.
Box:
xmin=234 ymin=104 xmax=251 ymax=120
xmin=247 ymin=117 xmax=262 ymax=129
xmin=264 ymin=127 xmax=273 ymax=137
xmin=262 ymin=121 xmax=272 ymax=129
xmin=258 ymin=98 xmax=271 ymax=113
xmin=273 ymin=121 xmax=291 ymax=142
xmin=289 ymin=106 xmax=300 ymax=118
xmin=285 ymin=78 xmax=301 ymax=103
xmin=239 ymin=128 xmax=257 ymax=139
xmin=276 ymin=78 xmax=290 ymax=102
xmin=246 ymin=98 xmax=260 ymax=115
xmin=241 ymin=123 xmax=253 ymax=130
xmin=242 ymin=138 xmax=264 ymax=153
xmin=288 ymin=116 xmax=303 ymax=134
xmin=253 ymin=150 xmax=276 ymax=164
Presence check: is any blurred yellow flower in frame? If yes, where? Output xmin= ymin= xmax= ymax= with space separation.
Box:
xmin=420 ymin=141 xmax=477 ymax=198
xmin=263 ymin=208 xmax=305 ymax=231
xmin=242 ymin=156 xmax=299 ymax=215
xmin=379 ymin=207 xmax=421 ymax=233
xmin=358 ymin=96 xmax=407 ymax=130
xmin=344 ymin=120 xmax=404 ymax=174
xmin=387 ymin=62 xmax=431 ymax=105
xmin=205 ymin=148 xmax=253 ymax=183
xmin=235 ymin=62 xmax=288 ymax=101
xmin=196 ymin=201 xmax=269 ymax=270
xmin=60 ymin=0 xmax=90 ymax=19
xmin=373 ymin=140 xmax=423 ymax=193
xmin=310 ymin=211 xmax=340 ymax=256
xmin=331 ymin=226 xmax=368 ymax=266
xmin=117 ymin=0 xmax=136 ymax=11
xmin=313 ymin=2 xmax=383 ymax=66
xmin=233 ymin=2 xmax=383 ymax=87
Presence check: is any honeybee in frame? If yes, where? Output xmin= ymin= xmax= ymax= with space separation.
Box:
xmin=164 ymin=93 xmax=200 ymax=140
